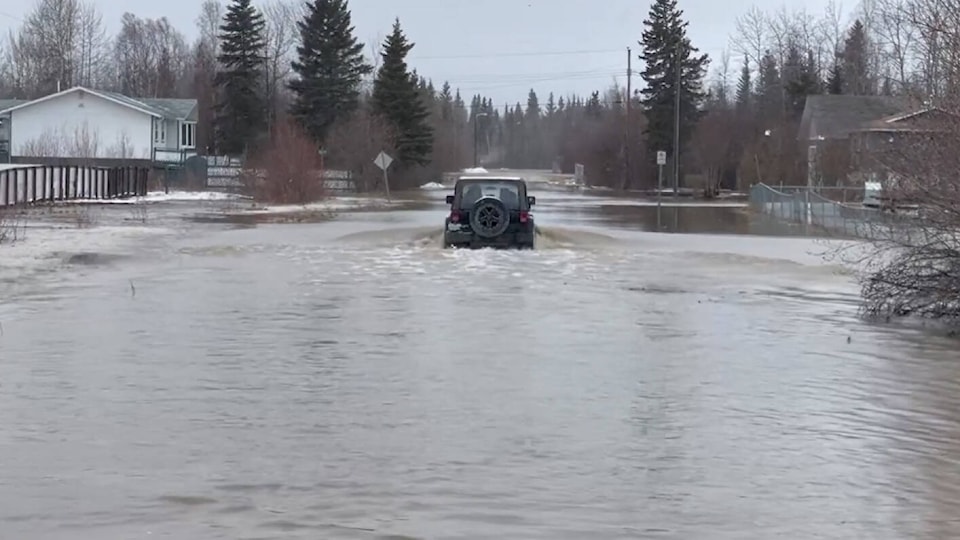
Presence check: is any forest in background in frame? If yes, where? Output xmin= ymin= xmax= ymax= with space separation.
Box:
xmin=1 ymin=0 xmax=960 ymax=192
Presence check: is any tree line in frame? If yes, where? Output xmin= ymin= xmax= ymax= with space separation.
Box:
xmin=5 ymin=0 xmax=960 ymax=192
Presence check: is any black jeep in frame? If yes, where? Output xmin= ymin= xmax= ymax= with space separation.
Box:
xmin=442 ymin=176 xmax=536 ymax=249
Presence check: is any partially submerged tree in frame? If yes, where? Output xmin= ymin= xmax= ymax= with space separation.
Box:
xmin=839 ymin=109 xmax=960 ymax=324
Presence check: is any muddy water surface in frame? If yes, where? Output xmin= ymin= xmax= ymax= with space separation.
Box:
xmin=0 ymin=189 xmax=958 ymax=539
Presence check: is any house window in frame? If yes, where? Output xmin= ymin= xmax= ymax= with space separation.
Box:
xmin=153 ymin=119 xmax=165 ymax=144
xmin=179 ymin=121 xmax=196 ymax=149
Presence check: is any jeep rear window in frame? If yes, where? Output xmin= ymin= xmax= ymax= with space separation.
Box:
xmin=458 ymin=182 xmax=522 ymax=209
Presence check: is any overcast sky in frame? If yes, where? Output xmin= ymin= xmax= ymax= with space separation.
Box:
xmin=0 ymin=0 xmax=854 ymax=107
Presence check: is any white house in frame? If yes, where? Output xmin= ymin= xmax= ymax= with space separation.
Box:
xmin=0 ymin=86 xmax=198 ymax=163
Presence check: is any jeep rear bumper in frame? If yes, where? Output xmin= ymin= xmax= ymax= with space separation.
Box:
xmin=444 ymin=230 xmax=535 ymax=248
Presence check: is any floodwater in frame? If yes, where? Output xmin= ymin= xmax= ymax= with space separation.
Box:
xmin=1 ymin=187 xmax=959 ymax=539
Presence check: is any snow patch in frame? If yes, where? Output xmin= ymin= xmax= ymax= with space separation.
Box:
xmin=63 ymin=190 xmax=249 ymax=204
xmin=225 ymin=196 xmax=398 ymax=215
xmin=461 ymin=167 xmax=489 ymax=174
xmin=419 ymin=182 xmax=446 ymax=190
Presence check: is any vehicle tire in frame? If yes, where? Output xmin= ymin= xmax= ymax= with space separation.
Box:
xmin=469 ymin=197 xmax=510 ymax=238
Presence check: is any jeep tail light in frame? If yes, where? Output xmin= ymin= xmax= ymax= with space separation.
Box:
xmin=519 ymin=211 xmax=529 ymax=223
xmin=450 ymin=210 xmax=460 ymax=223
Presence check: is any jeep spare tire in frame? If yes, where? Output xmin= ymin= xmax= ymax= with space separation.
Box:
xmin=470 ymin=197 xmax=510 ymax=238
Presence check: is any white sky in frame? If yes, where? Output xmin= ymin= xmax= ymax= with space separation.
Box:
xmin=0 ymin=0 xmax=857 ymax=106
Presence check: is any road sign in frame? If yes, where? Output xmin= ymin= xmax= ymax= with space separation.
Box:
xmin=374 ymin=151 xmax=393 ymax=171
xmin=656 ymin=150 xmax=666 ymax=165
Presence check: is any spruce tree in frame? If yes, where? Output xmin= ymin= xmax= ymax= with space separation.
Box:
xmin=735 ymin=57 xmax=752 ymax=113
xmin=638 ymin=0 xmax=709 ymax=162
xmin=785 ymin=49 xmax=822 ymax=118
xmin=438 ymin=81 xmax=454 ymax=121
xmin=545 ymin=92 xmax=557 ymax=117
xmin=586 ymin=91 xmax=603 ymax=117
xmin=755 ymin=52 xmax=782 ymax=123
xmin=827 ymin=62 xmax=843 ymax=94
xmin=289 ymin=0 xmax=372 ymax=143
xmin=371 ymin=19 xmax=433 ymax=166
xmin=841 ymin=20 xmax=871 ymax=95
xmin=214 ymin=0 xmax=267 ymax=156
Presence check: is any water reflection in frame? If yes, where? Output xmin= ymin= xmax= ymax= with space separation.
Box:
xmin=580 ymin=202 xmax=817 ymax=236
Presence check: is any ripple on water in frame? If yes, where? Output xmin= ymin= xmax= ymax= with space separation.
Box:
xmin=2 ymin=227 xmax=960 ymax=539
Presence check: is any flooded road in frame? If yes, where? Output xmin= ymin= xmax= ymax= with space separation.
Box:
xmin=1 ymin=188 xmax=960 ymax=539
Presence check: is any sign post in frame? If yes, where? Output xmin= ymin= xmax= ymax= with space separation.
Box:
xmin=373 ymin=151 xmax=393 ymax=202
xmin=656 ymin=150 xmax=666 ymax=230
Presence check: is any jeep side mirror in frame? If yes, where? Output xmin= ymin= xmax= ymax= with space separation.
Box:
xmin=446 ymin=195 xmax=455 ymax=204
xmin=527 ymin=196 xmax=536 ymax=206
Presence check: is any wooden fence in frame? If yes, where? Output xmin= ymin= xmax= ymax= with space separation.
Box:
xmin=0 ymin=165 xmax=149 ymax=207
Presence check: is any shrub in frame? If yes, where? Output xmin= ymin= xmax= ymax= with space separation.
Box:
xmin=242 ymin=118 xmax=325 ymax=205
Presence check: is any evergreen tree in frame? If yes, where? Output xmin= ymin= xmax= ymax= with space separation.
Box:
xmin=841 ymin=20 xmax=872 ymax=95
xmin=289 ymin=0 xmax=372 ymax=143
xmin=638 ymin=0 xmax=710 ymax=161
xmin=586 ymin=91 xmax=603 ymax=117
xmin=785 ymin=49 xmax=821 ymax=118
xmin=439 ymin=81 xmax=454 ymax=121
xmin=372 ymin=19 xmax=433 ymax=166
xmin=545 ymin=92 xmax=557 ymax=117
xmin=826 ymin=61 xmax=843 ymax=94
xmin=755 ymin=51 xmax=782 ymax=122
xmin=735 ymin=57 xmax=752 ymax=112
xmin=453 ymin=89 xmax=466 ymax=124
xmin=214 ymin=0 xmax=267 ymax=156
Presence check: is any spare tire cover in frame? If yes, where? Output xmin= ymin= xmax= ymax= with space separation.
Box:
xmin=470 ymin=197 xmax=510 ymax=238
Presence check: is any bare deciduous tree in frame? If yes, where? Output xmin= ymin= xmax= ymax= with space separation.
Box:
xmin=691 ymin=108 xmax=735 ymax=195
xmin=263 ymin=0 xmax=301 ymax=130
xmin=191 ymin=0 xmax=223 ymax=154
xmin=325 ymin=106 xmax=397 ymax=193
xmin=731 ymin=6 xmax=767 ymax=71
xmin=817 ymin=107 xmax=960 ymax=324
xmin=74 ymin=2 xmax=108 ymax=87
xmin=114 ymin=13 xmax=189 ymax=98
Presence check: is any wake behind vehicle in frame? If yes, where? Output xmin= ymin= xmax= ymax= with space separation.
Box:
xmin=443 ymin=176 xmax=536 ymax=249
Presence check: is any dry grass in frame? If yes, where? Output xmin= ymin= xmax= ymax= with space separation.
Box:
xmin=0 ymin=206 xmax=26 ymax=244
xmin=128 ymin=201 xmax=149 ymax=224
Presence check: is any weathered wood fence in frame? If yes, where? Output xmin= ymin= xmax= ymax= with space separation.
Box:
xmin=0 ymin=165 xmax=149 ymax=207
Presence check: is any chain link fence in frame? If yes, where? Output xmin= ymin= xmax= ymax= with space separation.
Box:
xmin=749 ymin=183 xmax=908 ymax=238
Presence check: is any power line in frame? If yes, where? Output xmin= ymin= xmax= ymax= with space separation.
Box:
xmin=462 ymin=73 xmax=624 ymax=92
xmin=410 ymin=48 xmax=624 ymax=60
xmin=443 ymin=67 xmax=622 ymax=86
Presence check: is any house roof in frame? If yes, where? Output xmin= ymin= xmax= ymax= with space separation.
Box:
xmin=0 ymin=86 xmax=197 ymax=121
xmin=0 ymin=99 xmax=27 ymax=114
xmin=139 ymin=98 xmax=197 ymax=121
xmin=799 ymin=95 xmax=914 ymax=140
xmin=860 ymin=107 xmax=959 ymax=133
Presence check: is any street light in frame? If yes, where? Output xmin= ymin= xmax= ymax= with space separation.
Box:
xmin=473 ymin=112 xmax=488 ymax=168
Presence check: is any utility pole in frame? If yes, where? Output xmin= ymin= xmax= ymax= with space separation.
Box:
xmin=473 ymin=114 xmax=479 ymax=168
xmin=673 ymin=40 xmax=682 ymax=196
xmin=473 ymin=112 xmax=488 ymax=168
xmin=624 ymin=47 xmax=632 ymax=191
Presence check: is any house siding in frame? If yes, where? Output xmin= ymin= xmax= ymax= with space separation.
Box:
xmin=11 ymin=90 xmax=154 ymax=160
